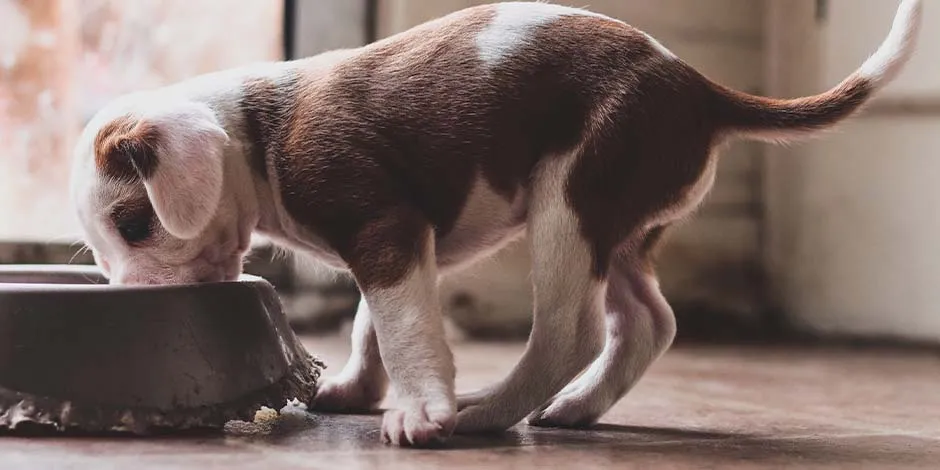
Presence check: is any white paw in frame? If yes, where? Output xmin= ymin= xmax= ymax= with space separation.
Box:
xmin=312 ymin=376 xmax=385 ymax=413
xmin=526 ymin=388 xmax=605 ymax=428
xmin=381 ymin=399 xmax=456 ymax=447
xmin=455 ymin=395 xmax=525 ymax=434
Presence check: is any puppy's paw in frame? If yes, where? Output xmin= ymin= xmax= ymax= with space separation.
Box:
xmin=312 ymin=376 xmax=385 ymax=414
xmin=381 ymin=399 xmax=456 ymax=447
xmin=455 ymin=396 xmax=523 ymax=435
xmin=525 ymin=389 xmax=603 ymax=429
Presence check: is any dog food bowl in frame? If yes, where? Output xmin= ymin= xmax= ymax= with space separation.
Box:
xmin=0 ymin=264 xmax=323 ymax=434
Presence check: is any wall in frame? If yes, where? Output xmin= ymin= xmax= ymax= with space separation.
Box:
xmin=292 ymin=0 xmax=369 ymax=57
xmin=764 ymin=0 xmax=940 ymax=342
xmin=375 ymin=0 xmax=769 ymax=335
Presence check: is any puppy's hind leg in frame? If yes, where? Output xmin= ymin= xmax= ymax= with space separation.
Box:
xmin=528 ymin=234 xmax=677 ymax=428
xmin=455 ymin=155 xmax=607 ymax=434
xmin=312 ymin=297 xmax=389 ymax=413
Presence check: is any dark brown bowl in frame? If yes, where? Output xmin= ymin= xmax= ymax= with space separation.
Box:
xmin=0 ymin=264 xmax=322 ymax=434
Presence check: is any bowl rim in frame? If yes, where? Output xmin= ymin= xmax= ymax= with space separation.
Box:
xmin=0 ymin=264 xmax=267 ymax=292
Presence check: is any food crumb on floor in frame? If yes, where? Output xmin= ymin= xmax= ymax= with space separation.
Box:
xmin=223 ymin=398 xmax=311 ymax=435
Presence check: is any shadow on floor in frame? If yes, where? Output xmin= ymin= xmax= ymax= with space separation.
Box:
xmin=218 ymin=413 xmax=937 ymax=467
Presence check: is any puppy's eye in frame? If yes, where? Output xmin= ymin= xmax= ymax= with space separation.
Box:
xmin=117 ymin=216 xmax=153 ymax=244
xmin=111 ymin=201 xmax=155 ymax=245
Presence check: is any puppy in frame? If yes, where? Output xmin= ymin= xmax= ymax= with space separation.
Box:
xmin=70 ymin=0 xmax=923 ymax=447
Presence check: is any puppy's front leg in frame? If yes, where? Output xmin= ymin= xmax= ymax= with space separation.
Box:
xmin=346 ymin=216 xmax=456 ymax=447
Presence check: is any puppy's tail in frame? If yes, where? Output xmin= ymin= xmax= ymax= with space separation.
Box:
xmin=708 ymin=0 xmax=922 ymax=143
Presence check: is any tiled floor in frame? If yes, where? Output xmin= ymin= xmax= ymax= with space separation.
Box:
xmin=1 ymin=333 xmax=938 ymax=469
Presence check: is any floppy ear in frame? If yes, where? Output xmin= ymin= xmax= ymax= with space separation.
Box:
xmin=95 ymin=102 xmax=230 ymax=239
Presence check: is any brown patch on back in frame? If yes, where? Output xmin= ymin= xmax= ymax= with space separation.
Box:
xmin=514 ymin=15 xmax=717 ymax=277
xmin=94 ymin=115 xmax=161 ymax=181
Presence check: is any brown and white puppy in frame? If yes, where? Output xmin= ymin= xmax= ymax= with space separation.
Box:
xmin=70 ymin=0 xmax=923 ymax=447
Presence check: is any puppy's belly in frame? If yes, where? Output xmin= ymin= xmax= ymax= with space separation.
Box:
xmin=436 ymin=179 xmax=528 ymax=273
xmin=437 ymin=223 xmax=526 ymax=273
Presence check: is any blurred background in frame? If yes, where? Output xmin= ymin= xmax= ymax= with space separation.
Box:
xmin=2 ymin=0 xmax=939 ymax=347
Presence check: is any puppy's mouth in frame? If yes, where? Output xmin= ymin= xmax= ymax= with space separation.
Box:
xmin=193 ymin=268 xmax=240 ymax=284
xmin=104 ymin=241 xmax=247 ymax=285
xmin=107 ymin=256 xmax=243 ymax=285
xmin=191 ymin=261 xmax=242 ymax=284
xmin=188 ymin=244 xmax=246 ymax=284
xmin=194 ymin=272 xmax=227 ymax=283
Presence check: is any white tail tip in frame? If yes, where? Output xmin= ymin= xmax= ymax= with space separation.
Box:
xmin=858 ymin=0 xmax=923 ymax=87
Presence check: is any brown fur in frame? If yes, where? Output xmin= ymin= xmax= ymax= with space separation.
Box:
xmin=712 ymin=77 xmax=872 ymax=135
xmin=94 ymin=115 xmax=161 ymax=182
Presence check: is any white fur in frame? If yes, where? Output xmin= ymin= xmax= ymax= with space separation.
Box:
xmin=528 ymin=257 xmax=676 ymax=426
xmin=312 ymin=297 xmax=390 ymax=412
xmin=643 ymin=32 xmax=678 ymax=60
xmin=857 ymin=0 xmax=922 ymax=87
xmin=364 ymin=230 xmax=457 ymax=446
xmin=476 ymin=2 xmax=610 ymax=68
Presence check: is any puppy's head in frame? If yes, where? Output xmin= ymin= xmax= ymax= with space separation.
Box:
xmin=70 ymin=94 xmax=249 ymax=285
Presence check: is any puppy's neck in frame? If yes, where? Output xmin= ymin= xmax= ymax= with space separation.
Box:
xmin=211 ymin=54 xmax=356 ymax=241
xmin=158 ymin=51 xmax=359 ymax=255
